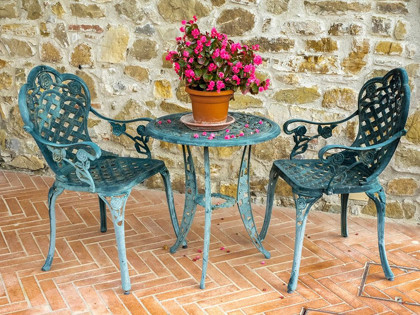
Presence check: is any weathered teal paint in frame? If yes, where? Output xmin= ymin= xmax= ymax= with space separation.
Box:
xmin=146 ymin=112 xmax=280 ymax=289
xmin=265 ymin=68 xmax=411 ymax=293
xmin=18 ymin=65 xmax=177 ymax=294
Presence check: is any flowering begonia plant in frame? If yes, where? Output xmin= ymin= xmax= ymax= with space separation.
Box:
xmin=166 ymin=16 xmax=270 ymax=94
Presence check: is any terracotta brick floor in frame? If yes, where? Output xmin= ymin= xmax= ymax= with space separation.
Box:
xmin=0 ymin=170 xmax=419 ymax=314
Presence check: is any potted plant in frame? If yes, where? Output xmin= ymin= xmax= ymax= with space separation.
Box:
xmin=166 ymin=16 xmax=270 ymax=125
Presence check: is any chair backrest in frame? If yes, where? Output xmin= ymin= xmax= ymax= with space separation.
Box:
xmin=352 ymin=68 xmax=410 ymax=179
xmin=18 ymin=65 xmax=92 ymax=174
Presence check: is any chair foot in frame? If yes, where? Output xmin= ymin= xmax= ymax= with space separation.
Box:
xmin=182 ymin=245 xmax=188 ymax=249
xmin=123 ymin=291 xmax=130 ymax=295
xmin=341 ymin=194 xmax=349 ymax=237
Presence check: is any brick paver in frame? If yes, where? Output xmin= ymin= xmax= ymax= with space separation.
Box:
xmin=0 ymin=170 xmax=419 ymax=314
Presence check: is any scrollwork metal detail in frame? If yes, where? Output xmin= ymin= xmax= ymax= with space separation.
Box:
xmin=68 ymin=81 xmax=82 ymax=95
xmin=318 ymin=125 xmax=333 ymax=139
xmin=39 ymin=72 xmax=53 ymax=89
xmin=359 ymin=151 xmax=375 ymax=165
xmin=111 ymin=122 xmax=126 ymax=137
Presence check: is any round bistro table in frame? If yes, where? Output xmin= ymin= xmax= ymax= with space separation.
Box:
xmin=146 ymin=112 xmax=280 ymax=289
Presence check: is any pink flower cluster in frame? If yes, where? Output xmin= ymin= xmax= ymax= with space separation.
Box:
xmin=166 ymin=17 xmax=270 ymax=95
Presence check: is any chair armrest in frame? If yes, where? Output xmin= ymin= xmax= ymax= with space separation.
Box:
xmin=89 ymin=107 xmax=152 ymax=159
xmin=317 ymin=129 xmax=406 ymax=194
xmin=25 ymin=125 xmax=101 ymax=192
xmin=283 ymin=111 xmax=358 ymax=159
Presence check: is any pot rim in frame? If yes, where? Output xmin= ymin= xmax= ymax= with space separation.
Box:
xmin=185 ymin=86 xmax=234 ymax=96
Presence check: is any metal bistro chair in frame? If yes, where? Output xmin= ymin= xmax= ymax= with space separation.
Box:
xmin=18 ymin=65 xmax=179 ymax=294
xmin=264 ymin=68 xmax=410 ymax=293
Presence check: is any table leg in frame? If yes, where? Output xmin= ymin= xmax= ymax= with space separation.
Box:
xmin=170 ymin=145 xmax=198 ymax=253
xmin=237 ymin=145 xmax=271 ymax=259
xmin=200 ymin=146 xmax=212 ymax=289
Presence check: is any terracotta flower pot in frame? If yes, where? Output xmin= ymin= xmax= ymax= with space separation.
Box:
xmin=186 ymin=87 xmax=234 ymax=124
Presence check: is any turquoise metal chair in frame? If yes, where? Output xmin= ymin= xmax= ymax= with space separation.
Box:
xmin=264 ymin=68 xmax=410 ymax=293
xmin=18 ymin=65 xmax=178 ymax=294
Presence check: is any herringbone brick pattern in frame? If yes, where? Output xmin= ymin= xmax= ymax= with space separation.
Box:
xmin=0 ymin=170 xmax=419 ymax=314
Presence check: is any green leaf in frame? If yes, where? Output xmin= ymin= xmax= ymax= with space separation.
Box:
xmin=203 ymin=72 xmax=213 ymax=82
xmin=194 ymin=68 xmax=203 ymax=77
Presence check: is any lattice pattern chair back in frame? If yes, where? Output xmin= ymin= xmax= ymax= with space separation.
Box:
xmin=352 ymin=68 xmax=410 ymax=181
xmin=19 ymin=66 xmax=92 ymax=173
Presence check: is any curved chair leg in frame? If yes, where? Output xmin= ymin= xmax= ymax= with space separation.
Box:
xmin=288 ymin=193 xmax=321 ymax=293
xmin=237 ymin=146 xmax=270 ymax=258
xmin=170 ymin=145 xmax=197 ymax=253
xmin=98 ymin=196 xmax=107 ymax=233
xmin=366 ymin=188 xmax=394 ymax=281
xmin=260 ymin=165 xmax=280 ymax=241
xmin=99 ymin=191 xmax=131 ymax=294
xmin=341 ymin=193 xmax=349 ymax=237
xmin=42 ymin=184 xmax=64 ymax=271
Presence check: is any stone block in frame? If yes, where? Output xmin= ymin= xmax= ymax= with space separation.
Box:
xmin=52 ymin=2 xmax=65 ymax=17
xmin=346 ymin=121 xmax=358 ymax=141
xmin=160 ymin=101 xmax=189 ymax=114
xmin=157 ymin=0 xmax=210 ymax=23
xmin=70 ymin=44 xmax=94 ymax=68
xmin=69 ymin=25 xmax=104 ymax=33
xmin=282 ymin=21 xmax=323 ymax=35
xmin=342 ymin=39 xmax=370 ymax=75
xmin=220 ymin=183 xmax=237 ymax=198
xmin=371 ymin=16 xmax=392 ymax=36
xmin=0 ymin=3 xmax=17 ymax=19
xmin=154 ymin=80 xmax=173 ymax=99
xmin=266 ymin=0 xmax=289 ymax=14
xmin=135 ymin=24 xmax=155 ymax=36
xmin=287 ymin=55 xmax=339 ymax=74
xmin=377 ymin=2 xmax=408 ymax=14
xmin=394 ymin=20 xmax=408 ymax=40
xmin=395 ymin=147 xmax=420 ymax=169
xmin=22 ymin=0 xmax=42 ymax=20
xmin=115 ymin=0 xmax=145 ymax=24
xmin=0 ymin=60 xmax=6 ymax=69
xmin=0 ymin=72 xmax=12 ymax=90
xmin=100 ymin=25 xmax=130 ymax=63
xmin=406 ymin=110 xmax=420 ymax=145
xmin=8 ymin=155 xmax=45 ymax=171
xmin=304 ymin=1 xmax=371 ymax=15
xmin=217 ymin=8 xmax=255 ymax=36
xmin=70 ymin=4 xmax=105 ymax=18
xmin=244 ymin=37 xmax=294 ymax=53
xmin=40 ymin=42 xmax=62 ymax=63
xmin=402 ymin=202 xmax=416 ymax=220
xmin=54 ymin=23 xmax=69 ymax=48
xmin=328 ymin=22 xmax=363 ymax=35
xmin=374 ymin=41 xmax=403 ymax=55
xmin=387 ymin=178 xmax=418 ymax=196
xmin=75 ymin=71 xmax=97 ymax=100
xmin=306 ymin=38 xmax=338 ymax=53
xmin=211 ymin=0 xmax=226 ymax=6
xmin=230 ymin=94 xmax=263 ymax=109
xmin=322 ymin=88 xmax=357 ymax=111
xmin=0 ymin=24 xmax=37 ymax=37
xmin=129 ymin=39 xmax=158 ymax=61
xmin=2 ymin=38 xmax=35 ymax=58
xmin=124 ymin=66 xmax=149 ymax=82
xmin=274 ymin=86 xmax=320 ymax=104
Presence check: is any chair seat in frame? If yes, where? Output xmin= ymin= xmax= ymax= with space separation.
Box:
xmin=273 ymin=159 xmax=376 ymax=195
xmin=63 ymin=156 xmax=165 ymax=193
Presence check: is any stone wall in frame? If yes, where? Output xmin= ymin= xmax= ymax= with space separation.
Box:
xmin=1 ymin=0 xmax=419 ymax=221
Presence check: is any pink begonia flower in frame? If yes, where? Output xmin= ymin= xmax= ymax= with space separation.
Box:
xmin=205 ymin=40 xmax=212 ymax=47
xmin=202 ymin=132 xmax=207 ymax=136
xmin=212 ymin=48 xmax=220 ymax=58
xmin=158 ymin=121 xmax=162 ymax=125
xmin=261 ymin=261 xmax=265 ymax=265
xmin=167 ymin=119 xmax=172 ymax=123
xmin=225 ymin=129 xmax=230 ymax=133
xmin=192 ymin=29 xmax=200 ymax=38
xmin=252 ymin=44 xmax=260 ymax=50
xmin=216 ymin=80 xmax=225 ymax=92
xmin=259 ymin=86 xmax=264 ymax=92
xmin=186 ymin=41 xmax=191 ymax=47
xmin=254 ymin=55 xmax=262 ymax=65
xmin=176 ymin=36 xmax=182 ymax=41
xmin=232 ymin=66 xmax=240 ymax=74
xmin=239 ymin=132 xmax=244 ymax=137
xmin=183 ymin=50 xmax=189 ymax=57
xmin=180 ymin=26 xmax=185 ymax=32
xmin=218 ymin=72 xmax=224 ymax=78
xmin=230 ymin=135 xmax=235 ymax=138
xmin=181 ymin=20 xmax=187 ymax=25
xmin=193 ymin=134 xmax=199 ymax=138
xmin=220 ymin=247 xmax=225 ymax=250
xmin=174 ymin=62 xmax=180 ymax=71
xmin=188 ymin=58 xmax=194 ymax=63
xmin=255 ymin=129 xmax=260 ymax=133
xmin=211 ymin=27 xmax=218 ymax=38
xmin=224 ymin=135 xmax=230 ymax=140
xmin=208 ymin=63 xmax=217 ymax=72
xmin=236 ymin=62 xmax=243 ymax=69
xmin=245 ymin=124 xmax=249 ymax=128
xmin=259 ymin=120 xmax=263 ymax=124
xmin=207 ymin=81 xmax=215 ymax=91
